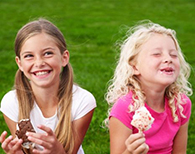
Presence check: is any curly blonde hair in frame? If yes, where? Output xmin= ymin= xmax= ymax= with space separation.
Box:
xmin=106 ymin=20 xmax=192 ymax=123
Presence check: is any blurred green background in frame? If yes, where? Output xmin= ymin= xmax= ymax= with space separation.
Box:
xmin=0 ymin=0 xmax=194 ymax=153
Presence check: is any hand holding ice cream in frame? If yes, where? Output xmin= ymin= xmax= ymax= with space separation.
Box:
xmin=15 ymin=119 xmax=35 ymax=149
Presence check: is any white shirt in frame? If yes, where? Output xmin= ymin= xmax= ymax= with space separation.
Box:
xmin=0 ymin=84 xmax=96 ymax=154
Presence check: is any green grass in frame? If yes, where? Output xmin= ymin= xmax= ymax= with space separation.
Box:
xmin=0 ymin=0 xmax=195 ymax=153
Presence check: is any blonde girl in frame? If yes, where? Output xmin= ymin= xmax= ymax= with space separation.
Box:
xmin=106 ymin=21 xmax=192 ymax=154
xmin=0 ymin=18 xmax=96 ymax=154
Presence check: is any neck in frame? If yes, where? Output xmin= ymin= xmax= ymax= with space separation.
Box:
xmin=143 ymin=86 xmax=166 ymax=112
xmin=31 ymin=84 xmax=59 ymax=117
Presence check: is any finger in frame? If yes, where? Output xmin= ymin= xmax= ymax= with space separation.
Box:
xmin=0 ymin=131 xmax=7 ymax=143
xmin=32 ymin=148 xmax=48 ymax=154
xmin=134 ymin=143 xmax=149 ymax=154
xmin=143 ymin=144 xmax=149 ymax=154
xmin=37 ymin=125 xmax=54 ymax=135
xmin=1 ymin=135 xmax=13 ymax=150
xmin=8 ymin=138 xmax=18 ymax=149
xmin=26 ymin=131 xmax=48 ymax=141
xmin=28 ymin=134 xmax=53 ymax=149
xmin=126 ymin=137 xmax=146 ymax=152
xmin=26 ymin=126 xmax=56 ymax=149
xmin=9 ymin=137 xmax=22 ymax=147
xmin=31 ymin=149 xmax=40 ymax=154
xmin=26 ymin=132 xmax=52 ymax=149
xmin=126 ymin=133 xmax=145 ymax=145
xmin=9 ymin=139 xmax=23 ymax=152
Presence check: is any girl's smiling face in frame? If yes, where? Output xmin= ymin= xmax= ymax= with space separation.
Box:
xmin=16 ymin=33 xmax=69 ymax=89
xmin=133 ymin=33 xmax=180 ymax=90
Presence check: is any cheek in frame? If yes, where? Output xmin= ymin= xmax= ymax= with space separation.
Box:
xmin=177 ymin=64 xmax=181 ymax=75
xmin=175 ymin=60 xmax=180 ymax=70
xmin=174 ymin=61 xmax=180 ymax=77
xmin=19 ymin=62 xmax=27 ymax=71
xmin=50 ymin=60 xmax=64 ymax=71
xmin=20 ymin=60 xmax=34 ymax=73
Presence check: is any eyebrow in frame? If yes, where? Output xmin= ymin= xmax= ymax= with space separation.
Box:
xmin=21 ymin=51 xmax=32 ymax=56
xmin=151 ymin=47 xmax=177 ymax=52
xmin=43 ymin=47 xmax=55 ymax=51
xmin=169 ymin=49 xmax=177 ymax=52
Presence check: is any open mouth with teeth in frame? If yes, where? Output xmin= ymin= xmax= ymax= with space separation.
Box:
xmin=160 ymin=68 xmax=174 ymax=74
xmin=33 ymin=70 xmax=51 ymax=76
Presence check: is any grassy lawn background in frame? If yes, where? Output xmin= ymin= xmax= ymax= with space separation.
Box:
xmin=0 ymin=0 xmax=195 ymax=153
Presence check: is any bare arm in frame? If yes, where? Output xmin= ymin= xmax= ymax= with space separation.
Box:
xmin=3 ymin=114 xmax=17 ymax=136
xmin=72 ymin=109 xmax=95 ymax=154
xmin=109 ymin=117 xmax=148 ymax=154
xmin=172 ymin=121 xmax=189 ymax=154
xmin=110 ymin=117 xmax=132 ymax=154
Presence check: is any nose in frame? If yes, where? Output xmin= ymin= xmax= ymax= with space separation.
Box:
xmin=163 ymin=54 xmax=172 ymax=63
xmin=35 ymin=57 xmax=45 ymax=67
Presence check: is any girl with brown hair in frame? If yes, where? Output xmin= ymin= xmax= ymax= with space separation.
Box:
xmin=0 ymin=18 xmax=96 ymax=154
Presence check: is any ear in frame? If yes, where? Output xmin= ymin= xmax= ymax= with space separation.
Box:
xmin=15 ymin=56 xmax=24 ymax=72
xmin=61 ymin=50 xmax=69 ymax=67
xmin=129 ymin=59 xmax=140 ymax=76
xmin=132 ymin=65 xmax=140 ymax=76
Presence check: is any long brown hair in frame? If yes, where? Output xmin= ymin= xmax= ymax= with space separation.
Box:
xmin=14 ymin=18 xmax=74 ymax=153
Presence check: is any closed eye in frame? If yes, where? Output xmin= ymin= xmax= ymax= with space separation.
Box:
xmin=152 ymin=53 xmax=161 ymax=56
xmin=169 ymin=50 xmax=178 ymax=58
xmin=170 ymin=54 xmax=178 ymax=58
xmin=170 ymin=51 xmax=178 ymax=58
